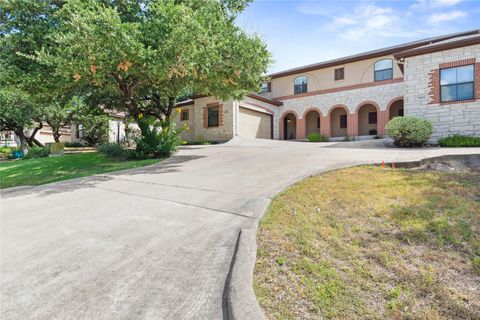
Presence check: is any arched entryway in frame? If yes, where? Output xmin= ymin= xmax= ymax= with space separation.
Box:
xmin=388 ymin=99 xmax=404 ymax=120
xmin=357 ymin=104 xmax=379 ymax=136
xmin=329 ymin=106 xmax=348 ymax=137
xmin=283 ymin=113 xmax=297 ymax=140
xmin=304 ymin=109 xmax=321 ymax=136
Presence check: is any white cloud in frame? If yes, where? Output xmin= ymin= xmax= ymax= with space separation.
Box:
xmin=410 ymin=0 xmax=462 ymax=11
xmin=427 ymin=10 xmax=466 ymax=23
xmin=324 ymin=4 xmax=415 ymax=41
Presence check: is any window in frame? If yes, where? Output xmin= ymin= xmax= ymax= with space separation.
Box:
xmin=76 ymin=124 xmax=84 ymax=139
xmin=294 ymin=76 xmax=308 ymax=94
xmin=180 ymin=109 xmax=189 ymax=121
xmin=440 ymin=65 xmax=474 ymax=102
xmin=334 ymin=67 xmax=344 ymax=81
xmin=368 ymin=112 xmax=377 ymax=124
xmin=207 ymin=105 xmax=219 ymax=127
xmin=317 ymin=117 xmax=320 ymax=129
xmin=374 ymin=59 xmax=393 ymax=81
xmin=340 ymin=115 xmax=347 ymax=129
xmin=260 ymin=82 xmax=271 ymax=93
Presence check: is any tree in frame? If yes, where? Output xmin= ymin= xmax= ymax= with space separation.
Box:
xmin=0 ymin=0 xmax=65 ymax=147
xmin=39 ymin=0 xmax=270 ymax=138
xmin=0 ymin=88 xmax=44 ymax=151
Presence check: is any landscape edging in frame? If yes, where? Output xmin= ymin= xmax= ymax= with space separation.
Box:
xmin=226 ymin=225 xmax=264 ymax=320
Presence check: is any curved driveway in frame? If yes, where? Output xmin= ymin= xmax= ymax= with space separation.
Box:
xmin=2 ymin=138 xmax=479 ymax=320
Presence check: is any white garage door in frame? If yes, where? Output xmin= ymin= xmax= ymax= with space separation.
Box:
xmin=239 ymin=107 xmax=272 ymax=139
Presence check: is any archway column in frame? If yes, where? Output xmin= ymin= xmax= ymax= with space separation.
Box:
xmin=297 ymin=117 xmax=306 ymax=139
xmin=348 ymin=113 xmax=357 ymax=137
xmin=320 ymin=116 xmax=329 ymax=137
xmin=279 ymin=118 xmax=285 ymax=140
xmin=378 ymin=110 xmax=387 ymax=135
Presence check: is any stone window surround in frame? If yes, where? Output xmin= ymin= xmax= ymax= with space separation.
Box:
xmin=429 ymin=58 xmax=479 ymax=105
xmin=203 ymin=103 xmax=223 ymax=128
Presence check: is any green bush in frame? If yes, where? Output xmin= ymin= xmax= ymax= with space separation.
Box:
xmin=307 ymin=133 xmax=328 ymax=142
xmin=438 ymin=135 xmax=480 ymax=147
xmin=385 ymin=116 xmax=433 ymax=147
xmin=24 ymin=147 xmax=50 ymax=159
xmin=65 ymin=141 xmax=85 ymax=148
xmin=0 ymin=146 xmax=12 ymax=154
xmin=99 ymin=143 xmax=127 ymax=158
xmin=133 ymin=117 xmax=183 ymax=159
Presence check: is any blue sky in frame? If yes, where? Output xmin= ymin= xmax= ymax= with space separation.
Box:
xmin=237 ymin=0 xmax=480 ymax=73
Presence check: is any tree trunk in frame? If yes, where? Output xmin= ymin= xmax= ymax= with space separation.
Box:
xmin=25 ymin=123 xmax=44 ymax=148
xmin=14 ymin=129 xmax=28 ymax=154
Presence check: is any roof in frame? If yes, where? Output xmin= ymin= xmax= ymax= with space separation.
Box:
xmin=246 ymin=93 xmax=283 ymax=106
xmin=395 ymin=33 xmax=480 ymax=59
xmin=267 ymin=29 xmax=480 ymax=79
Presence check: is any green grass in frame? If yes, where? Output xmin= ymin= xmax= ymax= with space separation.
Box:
xmin=0 ymin=152 xmax=159 ymax=189
xmin=254 ymin=166 xmax=480 ymax=320
xmin=438 ymin=134 xmax=480 ymax=147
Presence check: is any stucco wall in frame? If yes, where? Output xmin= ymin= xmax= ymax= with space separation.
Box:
xmin=269 ymin=55 xmax=403 ymax=99
xmin=404 ymin=44 xmax=480 ymax=141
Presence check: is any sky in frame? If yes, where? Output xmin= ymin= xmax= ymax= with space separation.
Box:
xmin=236 ymin=0 xmax=480 ymax=73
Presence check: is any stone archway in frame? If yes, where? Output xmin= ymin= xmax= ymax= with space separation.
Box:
xmin=357 ymin=104 xmax=379 ymax=136
xmin=329 ymin=106 xmax=348 ymax=137
xmin=304 ymin=109 xmax=321 ymax=136
xmin=388 ymin=99 xmax=404 ymax=120
xmin=283 ymin=113 xmax=297 ymax=140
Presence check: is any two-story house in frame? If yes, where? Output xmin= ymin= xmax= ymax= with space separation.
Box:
xmin=175 ymin=29 xmax=480 ymax=143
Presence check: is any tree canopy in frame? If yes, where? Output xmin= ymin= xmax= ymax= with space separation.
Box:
xmin=39 ymin=0 xmax=270 ymax=125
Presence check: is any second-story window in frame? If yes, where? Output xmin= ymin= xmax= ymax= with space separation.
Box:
xmin=374 ymin=59 xmax=393 ymax=82
xmin=294 ymin=76 xmax=308 ymax=94
xmin=440 ymin=65 xmax=474 ymax=102
xmin=260 ymin=82 xmax=271 ymax=93
xmin=334 ymin=67 xmax=344 ymax=81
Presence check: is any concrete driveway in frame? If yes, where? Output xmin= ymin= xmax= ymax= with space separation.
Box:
xmin=2 ymin=138 xmax=479 ymax=320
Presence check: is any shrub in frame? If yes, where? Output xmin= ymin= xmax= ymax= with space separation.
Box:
xmin=133 ymin=117 xmax=183 ymax=159
xmin=385 ymin=116 xmax=433 ymax=147
xmin=99 ymin=143 xmax=127 ymax=158
xmin=65 ymin=141 xmax=85 ymax=148
xmin=24 ymin=147 xmax=50 ymax=159
xmin=307 ymin=133 xmax=328 ymax=142
xmin=438 ymin=135 xmax=480 ymax=147
xmin=0 ymin=146 xmax=12 ymax=154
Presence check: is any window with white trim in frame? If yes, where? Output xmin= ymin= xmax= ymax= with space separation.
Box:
xmin=294 ymin=76 xmax=308 ymax=94
xmin=374 ymin=59 xmax=393 ymax=81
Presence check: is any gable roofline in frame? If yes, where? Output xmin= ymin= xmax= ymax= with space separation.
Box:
xmin=246 ymin=93 xmax=283 ymax=106
xmin=267 ymin=29 xmax=480 ymax=79
xmin=394 ymin=33 xmax=480 ymax=59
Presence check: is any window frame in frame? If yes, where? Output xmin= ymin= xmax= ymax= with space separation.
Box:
xmin=334 ymin=67 xmax=345 ymax=81
xmin=294 ymin=76 xmax=308 ymax=95
xmin=180 ymin=109 xmax=189 ymax=121
xmin=374 ymin=59 xmax=393 ymax=82
xmin=207 ymin=105 xmax=220 ymax=128
xmin=368 ymin=112 xmax=377 ymax=125
xmin=260 ymin=82 xmax=271 ymax=94
xmin=339 ymin=115 xmax=347 ymax=129
xmin=439 ymin=64 xmax=475 ymax=103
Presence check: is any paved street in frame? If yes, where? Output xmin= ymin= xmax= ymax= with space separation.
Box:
xmin=2 ymin=138 xmax=479 ymax=320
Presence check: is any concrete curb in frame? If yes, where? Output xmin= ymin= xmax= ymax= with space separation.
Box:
xmin=227 ymin=225 xmax=264 ymax=320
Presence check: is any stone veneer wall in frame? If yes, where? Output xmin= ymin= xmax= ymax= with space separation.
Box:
xmin=190 ymin=97 xmax=235 ymax=142
xmin=404 ymin=44 xmax=480 ymax=142
xmin=274 ymin=81 xmax=404 ymax=139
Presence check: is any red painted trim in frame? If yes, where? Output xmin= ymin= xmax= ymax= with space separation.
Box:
xmin=302 ymin=107 xmax=323 ymax=119
xmin=275 ymin=78 xmax=404 ymax=101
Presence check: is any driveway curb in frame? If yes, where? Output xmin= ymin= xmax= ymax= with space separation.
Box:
xmin=226 ymin=225 xmax=264 ymax=320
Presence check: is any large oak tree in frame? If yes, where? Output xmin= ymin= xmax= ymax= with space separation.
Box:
xmin=40 ymin=0 xmax=270 ymax=136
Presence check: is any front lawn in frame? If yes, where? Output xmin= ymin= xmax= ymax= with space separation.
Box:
xmin=254 ymin=166 xmax=480 ymax=319
xmin=0 ymin=152 xmax=159 ymax=189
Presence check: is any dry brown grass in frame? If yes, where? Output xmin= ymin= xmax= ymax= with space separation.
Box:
xmin=254 ymin=166 xmax=480 ymax=320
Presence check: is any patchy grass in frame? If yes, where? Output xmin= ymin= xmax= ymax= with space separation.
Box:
xmin=254 ymin=166 xmax=480 ymax=320
xmin=0 ymin=152 xmax=159 ymax=189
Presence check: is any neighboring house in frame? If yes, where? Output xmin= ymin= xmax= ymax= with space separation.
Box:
xmin=174 ymin=29 xmax=480 ymax=142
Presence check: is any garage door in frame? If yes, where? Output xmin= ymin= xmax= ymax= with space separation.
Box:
xmin=238 ymin=107 xmax=272 ymax=139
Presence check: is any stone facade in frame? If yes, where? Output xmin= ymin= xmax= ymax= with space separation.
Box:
xmin=274 ymin=81 xmax=404 ymax=139
xmin=404 ymin=44 xmax=480 ymax=141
